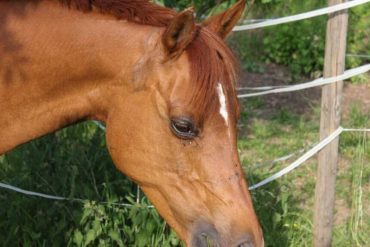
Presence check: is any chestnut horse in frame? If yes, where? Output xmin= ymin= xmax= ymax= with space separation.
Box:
xmin=0 ymin=0 xmax=263 ymax=246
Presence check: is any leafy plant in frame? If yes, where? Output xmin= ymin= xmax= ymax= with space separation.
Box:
xmin=0 ymin=123 xmax=181 ymax=246
xmin=230 ymin=0 xmax=369 ymax=79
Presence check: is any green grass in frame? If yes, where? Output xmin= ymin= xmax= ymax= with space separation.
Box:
xmin=0 ymin=101 xmax=369 ymax=246
xmin=0 ymin=123 xmax=179 ymax=247
xmin=239 ymin=100 xmax=370 ymax=247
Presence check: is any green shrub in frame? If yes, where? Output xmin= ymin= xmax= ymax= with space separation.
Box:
xmin=231 ymin=0 xmax=369 ymax=78
xmin=347 ymin=4 xmax=370 ymax=68
xmin=0 ymin=123 xmax=181 ymax=246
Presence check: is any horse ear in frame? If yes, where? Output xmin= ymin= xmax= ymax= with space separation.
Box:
xmin=202 ymin=0 xmax=245 ymax=39
xmin=162 ymin=8 xmax=196 ymax=59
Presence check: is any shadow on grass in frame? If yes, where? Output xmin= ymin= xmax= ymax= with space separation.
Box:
xmin=0 ymin=122 xmax=136 ymax=245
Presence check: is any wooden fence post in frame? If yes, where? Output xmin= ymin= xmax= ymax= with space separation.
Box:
xmin=313 ymin=0 xmax=348 ymax=246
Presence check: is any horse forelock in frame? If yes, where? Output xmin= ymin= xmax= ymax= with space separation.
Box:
xmin=186 ymin=26 xmax=239 ymax=124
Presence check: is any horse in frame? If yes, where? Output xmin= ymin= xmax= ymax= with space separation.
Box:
xmin=0 ymin=0 xmax=263 ymax=246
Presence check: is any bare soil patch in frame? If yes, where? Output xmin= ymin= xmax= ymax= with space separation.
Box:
xmin=342 ymin=83 xmax=370 ymax=117
xmin=239 ymin=63 xmax=370 ymax=118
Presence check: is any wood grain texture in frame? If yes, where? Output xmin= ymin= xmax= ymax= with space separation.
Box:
xmin=313 ymin=0 xmax=348 ymax=246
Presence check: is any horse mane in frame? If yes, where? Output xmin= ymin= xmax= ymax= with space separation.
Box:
xmin=59 ymin=0 xmax=239 ymax=122
xmin=59 ymin=0 xmax=176 ymax=27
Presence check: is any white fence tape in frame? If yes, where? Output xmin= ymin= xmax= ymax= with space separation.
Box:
xmin=238 ymin=64 xmax=370 ymax=98
xmin=0 ymin=127 xmax=369 ymax=201
xmin=0 ymin=121 xmax=152 ymax=208
xmin=238 ymin=85 xmax=290 ymax=91
xmin=0 ymin=181 xmax=153 ymax=208
xmin=234 ymin=0 xmax=370 ymax=31
xmin=2 ymin=126 xmax=368 ymax=199
xmin=249 ymin=127 xmax=370 ymax=190
xmin=347 ymin=54 xmax=370 ymax=59
xmin=93 ymin=120 xmax=106 ymax=130
xmin=0 ymin=182 xmax=70 ymax=200
xmin=240 ymin=18 xmax=274 ymax=24
xmin=250 ymin=142 xmax=318 ymax=169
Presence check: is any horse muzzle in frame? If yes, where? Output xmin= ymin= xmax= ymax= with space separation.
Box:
xmin=189 ymin=221 xmax=261 ymax=247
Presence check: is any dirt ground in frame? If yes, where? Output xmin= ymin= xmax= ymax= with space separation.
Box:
xmin=239 ymin=64 xmax=370 ymax=225
xmin=342 ymin=83 xmax=370 ymax=117
xmin=239 ymin=63 xmax=370 ymax=118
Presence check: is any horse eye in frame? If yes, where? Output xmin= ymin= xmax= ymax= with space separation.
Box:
xmin=170 ymin=117 xmax=198 ymax=139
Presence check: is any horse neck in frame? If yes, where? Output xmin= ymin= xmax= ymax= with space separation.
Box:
xmin=0 ymin=1 xmax=160 ymax=154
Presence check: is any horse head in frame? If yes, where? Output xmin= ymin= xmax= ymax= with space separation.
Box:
xmin=105 ymin=1 xmax=263 ymax=246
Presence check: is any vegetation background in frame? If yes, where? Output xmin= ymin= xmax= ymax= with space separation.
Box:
xmin=0 ymin=0 xmax=369 ymax=246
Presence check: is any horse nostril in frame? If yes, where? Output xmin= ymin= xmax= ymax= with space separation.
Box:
xmin=202 ymin=233 xmax=221 ymax=247
xmin=234 ymin=237 xmax=254 ymax=247
xmin=237 ymin=242 xmax=253 ymax=247
xmin=190 ymin=222 xmax=221 ymax=247
xmin=192 ymin=232 xmax=221 ymax=247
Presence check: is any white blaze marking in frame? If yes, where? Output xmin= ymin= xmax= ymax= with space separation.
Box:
xmin=217 ymin=83 xmax=229 ymax=126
